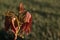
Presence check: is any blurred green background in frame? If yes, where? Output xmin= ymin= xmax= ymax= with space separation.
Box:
xmin=0 ymin=0 xmax=60 ymax=40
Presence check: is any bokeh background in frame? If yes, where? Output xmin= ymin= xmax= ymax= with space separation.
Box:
xmin=0 ymin=0 xmax=60 ymax=40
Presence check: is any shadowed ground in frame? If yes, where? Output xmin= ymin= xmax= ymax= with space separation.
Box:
xmin=0 ymin=29 xmax=24 ymax=40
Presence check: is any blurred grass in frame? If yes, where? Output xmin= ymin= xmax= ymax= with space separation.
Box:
xmin=0 ymin=0 xmax=60 ymax=40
